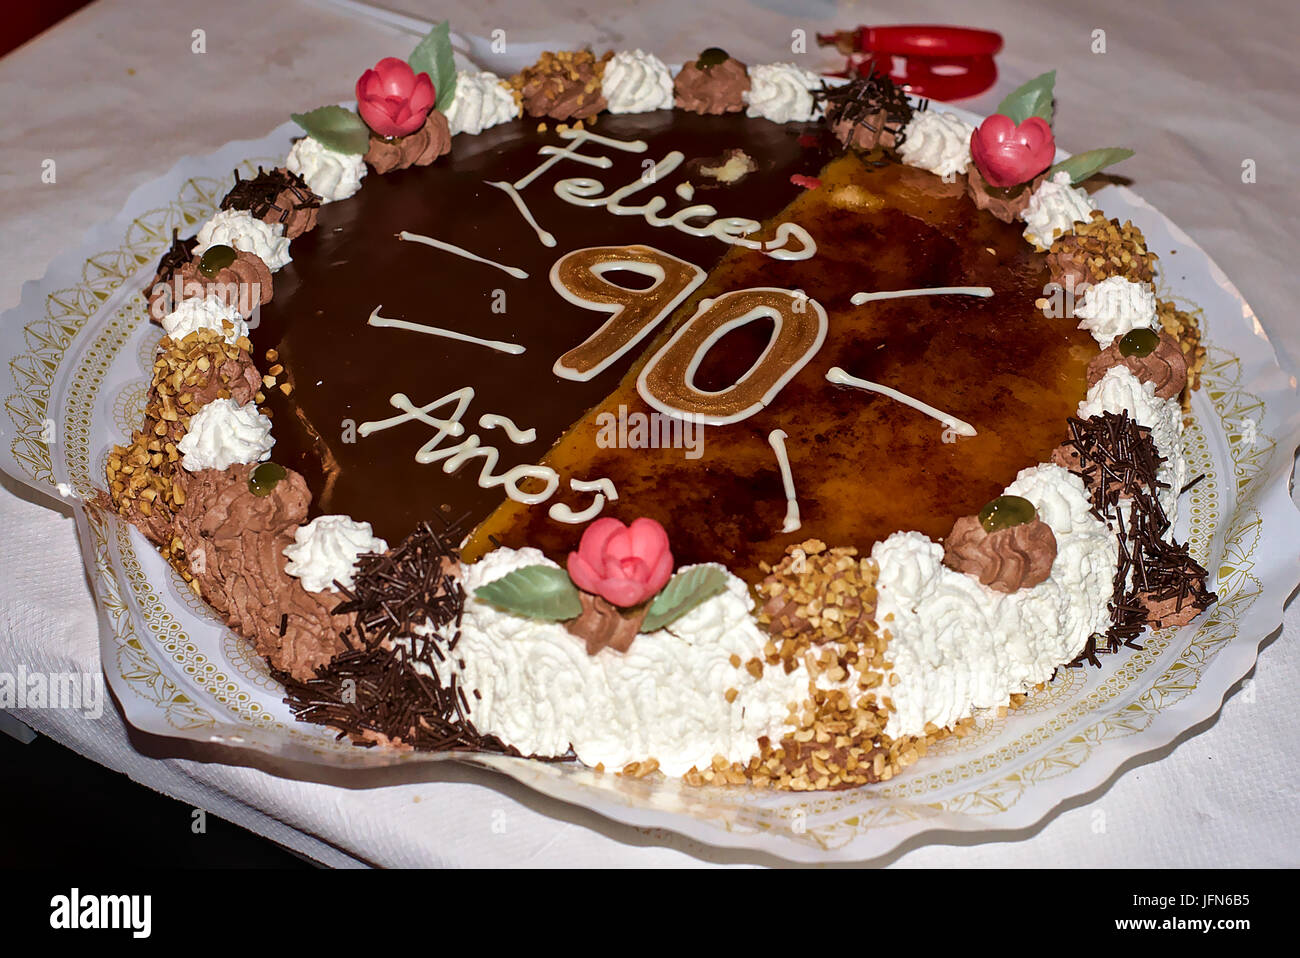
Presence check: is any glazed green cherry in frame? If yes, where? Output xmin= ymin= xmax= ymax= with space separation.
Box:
xmin=198 ymin=244 xmax=237 ymax=278
xmin=978 ymin=495 xmax=1038 ymax=534
xmin=697 ymin=47 xmax=729 ymax=69
xmin=1118 ymin=327 xmax=1160 ymax=358
xmin=247 ymin=461 xmax=286 ymax=497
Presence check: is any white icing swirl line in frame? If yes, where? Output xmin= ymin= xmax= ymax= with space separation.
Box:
xmin=367 ymin=306 xmax=525 ymax=355
xmin=826 ymin=366 xmax=977 ymax=438
xmin=486 ymin=180 xmax=556 ymax=248
xmin=397 ymin=230 xmax=528 ymax=280
xmin=766 ymin=429 xmax=801 ymax=534
xmin=850 ymin=286 xmax=994 ymax=305
xmin=548 ymin=476 xmax=619 ymax=524
xmin=477 ymin=413 xmax=537 ymax=444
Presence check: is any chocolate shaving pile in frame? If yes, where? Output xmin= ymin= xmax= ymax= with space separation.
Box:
xmin=273 ymin=520 xmax=515 ymax=753
xmin=1057 ymin=412 xmax=1216 ymax=666
xmin=144 ymin=228 xmax=198 ymax=298
xmin=814 ymin=64 xmax=919 ymax=148
xmin=1060 ymin=411 xmax=1167 ymax=514
xmin=221 ymin=166 xmax=319 ymax=223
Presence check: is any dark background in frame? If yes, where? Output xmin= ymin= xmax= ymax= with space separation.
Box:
xmin=0 ymin=727 xmax=311 ymax=868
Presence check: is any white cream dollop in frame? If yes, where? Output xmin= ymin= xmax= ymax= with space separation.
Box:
xmin=194 ymin=209 xmax=291 ymax=272
xmin=600 ymin=50 xmax=674 ymax=114
xmin=873 ymin=464 xmax=1117 ymax=738
xmin=1021 ymin=171 xmax=1099 ymax=248
xmin=444 ymin=70 xmax=520 ymax=135
xmin=283 ymin=515 xmax=388 ymax=593
xmin=897 ymin=110 xmax=975 ymax=179
xmin=286 ymin=136 xmax=367 ymax=204
xmin=1078 ymin=365 xmax=1186 ymax=521
xmin=177 ymin=398 xmax=274 ymax=472
xmin=1074 ymin=276 xmax=1158 ymax=345
xmin=743 ymin=63 xmax=823 ymax=124
xmin=161 ymin=295 xmax=248 ymax=346
xmin=425 ymin=548 xmax=805 ymax=776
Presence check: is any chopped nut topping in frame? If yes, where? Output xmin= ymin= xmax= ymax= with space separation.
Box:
xmin=104 ymin=327 xmax=260 ymax=583
xmin=1156 ymin=298 xmax=1207 ymax=413
xmin=1047 ymin=210 xmax=1158 ymax=288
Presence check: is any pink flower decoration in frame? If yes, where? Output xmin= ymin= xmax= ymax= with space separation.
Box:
xmin=355 ymin=57 xmax=436 ymax=138
xmin=969 ymin=114 xmax=1056 ymax=188
xmin=567 ymin=517 xmax=674 ymax=608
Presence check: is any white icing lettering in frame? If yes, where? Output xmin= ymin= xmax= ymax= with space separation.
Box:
xmin=477 ymin=413 xmax=537 ymax=444
xmin=359 ymin=390 xmax=560 ymax=505
xmin=548 ymin=476 xmax=619 ymax=524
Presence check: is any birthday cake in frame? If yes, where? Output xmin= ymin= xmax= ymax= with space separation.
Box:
xmin=104 ymin=24 xmax=1215 ymax=789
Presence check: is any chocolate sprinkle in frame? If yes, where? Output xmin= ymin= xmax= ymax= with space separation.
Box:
xmin=145 ymin=228 xmax=197 ymax=295
xmin=1058 ymin=411 xmax=1168 ymax=516
xmin=221 ymin=166 xmax=320 ymax=226
xmin=1058 ymin=412 xmax=1217 ymax=666
xmin=272 ymin=521 xmax=516 ymax=753
xmin=814 ymin=64 xmax=918 ymax=149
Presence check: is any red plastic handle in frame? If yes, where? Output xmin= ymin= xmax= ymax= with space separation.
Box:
xmin=819 ymin=24 xmax=1004 ymax=100
xmin=860 ymin=25 xmax=1003 ymax=58
xmin=870 ymin=53 xmax=999 ymax=101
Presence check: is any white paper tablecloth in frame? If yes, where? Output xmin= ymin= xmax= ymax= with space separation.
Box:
xmin=1 ymin=0 xmax=1297 ymax=867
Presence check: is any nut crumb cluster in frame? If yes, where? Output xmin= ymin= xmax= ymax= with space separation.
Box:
xmin=686 ymin=542 xmax=906 ymax=789
xmin=1047 ymin=209 xmax=1159 ymax=287
xmin=1155 ymin=298 xmax=1207 ymax=412
xmin=103 ymin=327 xmax=265 ymax=588
xmin=508 ymin=49 xmax=611 ymax=122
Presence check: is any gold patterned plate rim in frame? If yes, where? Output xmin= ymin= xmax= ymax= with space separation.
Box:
xmin=2 ymin=115 xmax=1298 ymax=864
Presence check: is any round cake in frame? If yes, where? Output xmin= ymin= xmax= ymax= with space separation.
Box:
xmin=105 ymin=26 xmax=1215 ymax=788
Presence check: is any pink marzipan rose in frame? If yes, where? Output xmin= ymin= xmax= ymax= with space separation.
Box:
xmin=566 ymin=517 xmax=674 ymax=608
xmin=969 ymin=114 xmax=1055 ymax=188
xmin=355 ymin=57 xmax=436 ymax=138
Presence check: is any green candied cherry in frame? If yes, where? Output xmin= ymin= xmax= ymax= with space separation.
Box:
xmin=978 ymin=495 xmax=1037 ymax=534
xmin=198 ymin=244 xmax=237 ymax=278
xmin=696 ymin=47 xmax=729 ymax=69
xmin=247 ymin=461 xmax=287 ymax=497
xmin=1118 ymin=327 xmax=1160 ymax=358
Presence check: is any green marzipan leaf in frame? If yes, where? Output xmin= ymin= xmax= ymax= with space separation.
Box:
xmin=474 ymin=566 xmax=583 ymax=621
xmin=995 ymin=70 xmax=1056 ymax=125
xmin=408 ymin=19 xmax=458 ymax=113
xmin=1046 ymin=147 xmax=1136 ymax=185
xmin=290 ymin=105 xmax=369 ymax=155
xmin=640 ymin=566 xmax=729 ymax=633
